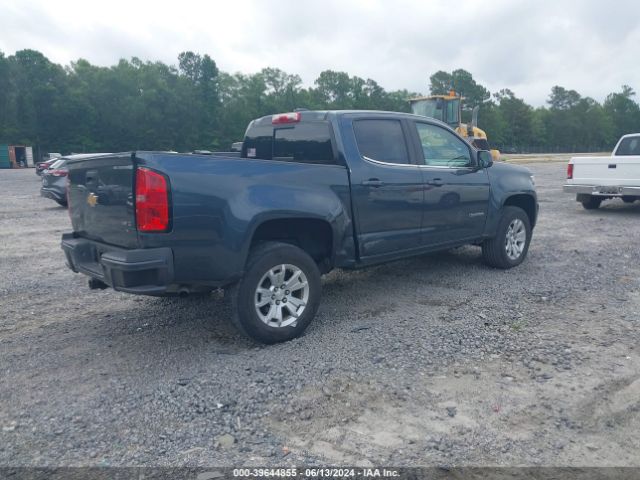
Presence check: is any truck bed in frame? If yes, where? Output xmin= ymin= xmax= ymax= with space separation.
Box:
xmin=64 ymin=151 xmax=353 ymax=292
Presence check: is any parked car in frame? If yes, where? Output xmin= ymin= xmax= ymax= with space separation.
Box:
xmin=564 ymin=133 xmax=640 ymax=209
xmin=36 ymin=158 xmax=59 ymax=175
xmin=61 ymin=110 xmax=537 ymax=343
xmin=41 ymin=154 xmax=110 ymax=207
xmin=40 ymin=159 xmax=69 ymax=206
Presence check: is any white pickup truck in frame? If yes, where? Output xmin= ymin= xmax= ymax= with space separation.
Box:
xmin=564 ymin=133 xmax=640 ymax=209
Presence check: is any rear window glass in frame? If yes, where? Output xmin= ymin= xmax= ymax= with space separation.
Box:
xmin=49 ymin=159 xmax=66 ymax=169
xmin=616 ymin=137 xmax=640 ymax=156
xmin=242 ymin=122 xmax=336 ymax=164
xmin=353 ymin=119 xmax=410 ymax=164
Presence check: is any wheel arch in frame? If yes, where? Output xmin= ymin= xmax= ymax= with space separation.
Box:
xmin=503 ymin=193 xmax=537 ymax=228
xmin=247 ymin=216 xmax=335 ymax=273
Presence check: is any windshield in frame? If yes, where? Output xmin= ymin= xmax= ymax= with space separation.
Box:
xmin=411 ymin=98 xmax=460 ymax=127
xmin=411 ymin=99 xmax=443 ymax=121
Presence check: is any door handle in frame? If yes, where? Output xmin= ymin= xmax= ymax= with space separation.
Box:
xmin=426 ymin=178 xmax=443 ymax=187
xmin=362 ymin=178 xmax=384 ymax=187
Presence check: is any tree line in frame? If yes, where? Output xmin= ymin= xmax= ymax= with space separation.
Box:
xmin=431 ymin=69 xmax=640 ymax=153
xmin=1 ymin=49 xmax=639 ymax=157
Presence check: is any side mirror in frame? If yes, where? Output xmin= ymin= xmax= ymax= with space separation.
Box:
xmin=478 ymin=150 xmax=493 ymax=169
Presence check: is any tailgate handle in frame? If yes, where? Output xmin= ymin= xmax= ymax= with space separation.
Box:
xmin=608 ymin=164 xmax=616 ymax=169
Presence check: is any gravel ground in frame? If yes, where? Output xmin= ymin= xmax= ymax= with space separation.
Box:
xmin=1 ymin=162 xmax=639 ymax=468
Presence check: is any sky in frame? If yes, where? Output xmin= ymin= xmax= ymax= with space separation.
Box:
xmin=1 ymin=0 xmax=639 ymax=106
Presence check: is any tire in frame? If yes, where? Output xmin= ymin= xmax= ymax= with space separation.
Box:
xmin=56 ymin=200 xmax=67 ymax=208
xmin=482 ymin=206 xmax=531 ymax=269
xmin=579 ymin=195 xmax=602 ymax=210
xmin=228 ymin=242 xmax=321 ymax=344
xmin=622 ymin=196 xmax=636 ymax=204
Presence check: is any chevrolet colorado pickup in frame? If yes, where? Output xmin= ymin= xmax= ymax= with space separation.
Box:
xmin=564 ymin=133 xmax=640 ymax=209
xmin=61 ymin=110 xmax=538 ymax=343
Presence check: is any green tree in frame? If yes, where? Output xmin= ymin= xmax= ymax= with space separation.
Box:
xmin=494 ymin=89 xmax=534 ymax=148
xmin=0 ymin=51 xmax=11 ymax=138
xmin=313 ymin=70 xmax=353 ymax=107
xmin=429 ymin=69 xmax=490 ymax=107
xmin=604 ymin=85 xmax=640 ymax=143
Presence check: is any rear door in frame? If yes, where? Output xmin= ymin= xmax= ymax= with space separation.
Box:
xmin=68 ymin=154 xmax=138 ymax=248
xmin=344 ymin=116 xmax=424 ymax=259
xmin=409 ymin=120 xmax=490 ymax=245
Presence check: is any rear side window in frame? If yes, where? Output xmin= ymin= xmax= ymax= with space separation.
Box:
xmin=273 ymin=124 xmax=335 ymax=164
xmin=353 ymin=119 xmax=410 ymax=164
xmin=242 ymin=122 xmax=336 ymax=164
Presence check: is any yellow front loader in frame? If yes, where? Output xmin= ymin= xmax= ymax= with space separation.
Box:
xmin=410 ymin=90 xmax=500 ymax=161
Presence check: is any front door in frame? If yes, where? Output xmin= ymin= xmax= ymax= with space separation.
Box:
xmin=410 ymin=121 xmax=490 ymax=246
xmin=345 ymin=117 xmax=424 ymax=259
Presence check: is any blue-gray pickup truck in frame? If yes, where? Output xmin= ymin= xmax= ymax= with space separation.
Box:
xmin=61 ymin=110 xmax=537 ymax=343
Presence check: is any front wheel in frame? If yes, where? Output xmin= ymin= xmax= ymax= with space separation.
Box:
xmin=622 ymin=196 xmax=637 ymax=204
xmin=228 ymin=242 xmax=321 ymax=344
xmin=482 ymin=206 xmax=531 ymax=269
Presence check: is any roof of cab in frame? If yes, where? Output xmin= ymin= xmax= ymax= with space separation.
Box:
xmin=250 ymin=109 xmax=451 ymax=128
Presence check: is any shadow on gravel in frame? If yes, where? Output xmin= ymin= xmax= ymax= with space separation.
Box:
xmin=41 ymin=204 xmax=67 ymax=211
xmin=589 ymin=204 xmax=640 ymax=216
xmin=64 ymin=246 xmax=487 ymax=356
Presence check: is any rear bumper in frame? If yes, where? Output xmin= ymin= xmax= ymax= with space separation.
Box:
xmin=41 ymin=186 xmax=66 ymax=203
xmin=563 ymin=184 xmax=640 ymax=197
xmin=61 ymin=233 xmax=174 ymax=296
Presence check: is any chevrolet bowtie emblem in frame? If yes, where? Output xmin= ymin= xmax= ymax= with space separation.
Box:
xmin=87 ymin=193 xmax=98 ymax=207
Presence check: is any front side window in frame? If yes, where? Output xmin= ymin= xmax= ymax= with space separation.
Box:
xmin=415 ymin=123 xmax=471 ymax=167
xmin=353 ymin=119 xmax=410 ymax=164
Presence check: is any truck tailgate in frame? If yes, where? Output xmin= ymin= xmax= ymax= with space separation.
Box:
xmin=67 ymin=154 xmax=138 ymax=248
xmin=572 ymin=156 xmax=640 ymax=186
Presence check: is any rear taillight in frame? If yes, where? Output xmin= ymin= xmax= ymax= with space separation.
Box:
xmin=50 ymin=169 xmax=68 ymax=177
xmin=135 ymin=167 xmax=170 ymax=232
xmin=272 ymin=112 xmax=301 ymax=124
xmin=567 ymin=163 xmax=573 ymax=179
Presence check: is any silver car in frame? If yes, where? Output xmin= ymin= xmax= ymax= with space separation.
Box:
xmin=40 ymin=158 xmax=69 ymax=206
xmin=40 ymin=153 xmax=111 ymax=207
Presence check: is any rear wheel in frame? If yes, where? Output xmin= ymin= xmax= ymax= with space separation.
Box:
xmin=482 ymin=206 xmax=531 ymax=269
xmin=228 ymin=242 xmax=321 ymax=344
xmin=579 ymin=195 xmax=602 ymax=210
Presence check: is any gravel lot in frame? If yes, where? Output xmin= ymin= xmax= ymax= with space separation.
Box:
xmin=1 ymin=162 xmax=639 ymax=468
